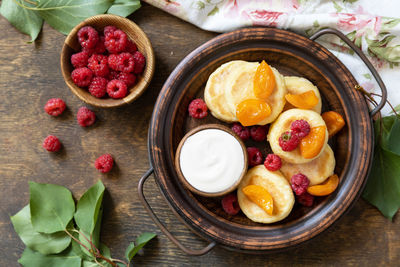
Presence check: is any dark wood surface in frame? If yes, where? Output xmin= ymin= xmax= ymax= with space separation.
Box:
xmin=0 ymin=3 xmax=398 ymax=266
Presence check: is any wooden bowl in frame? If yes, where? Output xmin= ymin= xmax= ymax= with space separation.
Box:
xmin=174 ymin=124 xmax=248 ymax=197
xmin=60 ymin=14 xmax=155 ymax=108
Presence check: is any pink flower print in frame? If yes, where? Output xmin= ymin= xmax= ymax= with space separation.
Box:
xmin=374 ymin=16 xmax=382 ymax=35
xmin=336 ymin=13 xmax=371 ymax=32
xmin=242 ymin=9 xmax=285 ymax=27
xmin=361 ymin=81 xmax=375 ymax=93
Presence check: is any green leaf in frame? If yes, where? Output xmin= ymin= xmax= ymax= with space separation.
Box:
xmin=125 ymin=232 xmax=156 ymax=262
xmin=71 ymin=231 xmax=93 ymax=261
xmin=78 ymin=206 xmax=103 ymax=257
xmin=0 ymin=0 xmax=43 ymax=42
xmin=333 ymin=1 xmax=343 ymax=12
xmin=32 ymin=0 xmax=113 ymax=35
xmin=362 ymin=145 xmax=400 ymax=219
xmin=107 ymin=0 xmax=141 ymax=18
xmin=362 ymin=73 xmax=372 ymax=80
xmin=29 ymin=182 xmax=75 ymax=234
xmin=18 ymin=246 xmax=81 ymax=267
xmin=74 ymin=180 xmax=105 ymax=234
xmin=10 ymin=205 xmax=71 ymax=255
xmin=207 ymin=6 xmax=219 ymax=16
xmin=81 ymin=243 xmax=112 ymax=267
xmin=387 ymin=117 xmax=400 ymax=155
xmin=391 ymin=105 xmax=400 ymax=115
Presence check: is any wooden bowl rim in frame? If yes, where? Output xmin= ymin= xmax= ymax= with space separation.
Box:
xmin=60 ymin=14 xmax=155 ymax=108
xmin=174 ymin=124 xmax=248 ymax=197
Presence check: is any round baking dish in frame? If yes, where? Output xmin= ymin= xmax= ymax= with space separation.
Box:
xmin=138 ymin=28 xmax=386 ymax=254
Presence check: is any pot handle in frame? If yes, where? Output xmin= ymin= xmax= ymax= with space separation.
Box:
xmin=309 ymin=28 xmax=387 ymax=117
xmin=138 ymin=167 xmax=217 ymax=256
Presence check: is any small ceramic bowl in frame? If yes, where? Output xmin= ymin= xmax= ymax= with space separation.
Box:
xmin=60 ymin=14 xmax=155 ymax=108
xmin=175 ymin=124 xmax=248 ymax=197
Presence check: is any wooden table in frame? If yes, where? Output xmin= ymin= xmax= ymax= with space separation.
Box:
xmin=1 ymin=3 xmax=398 ymax=266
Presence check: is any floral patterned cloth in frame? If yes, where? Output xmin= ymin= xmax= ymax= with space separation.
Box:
xmin=144 ymin=0 xmax=400 ymax=115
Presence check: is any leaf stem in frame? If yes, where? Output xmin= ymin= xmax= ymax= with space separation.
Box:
xmin=64 ymin=229 xmax=91 ymax=252
xmin=110 ymin=257 xmax=129 ymax=266
xmin=370 ymin=92 xmax=399 ymax=117
xmin=22 ymin=0 xmax=37 ymax=6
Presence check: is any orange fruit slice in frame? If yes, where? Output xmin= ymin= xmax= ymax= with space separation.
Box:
xmin=285 ymin=90 xmax=319 ymax=109
xmin=242 ymin=184 xmax=274 ymax=215
xmin=253 ymin=60 xmax=276 ymax=99
xmin=307 ymin=174 xmax=339 ymax=196
xmin=236 ymin=99 xmax=271 ymax=126
xmin=299 ymin=126 xmax=326 ymax=159
xmin=322 ymin=111 xmax=345 ymax=137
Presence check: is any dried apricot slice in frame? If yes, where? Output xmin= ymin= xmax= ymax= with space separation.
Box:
xmin=322 ymin=111 xmax=345 ymax=137
xmin=253 ymin=60 xmax=276 ymax=99
xmin=299 ymin=126 xmax=326 ymax=159
xmin=242 ymin=184 xmax=274 ymax=215
xmin=307 ymin=174 xmax=339 ymax=196
xmin=236 ymin=99 xmax=271 ymax=126
xmin=285 ymin=90 xmax=319 ymax=109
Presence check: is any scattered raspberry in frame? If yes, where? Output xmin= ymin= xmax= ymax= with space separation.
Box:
xmin=105 ymin=29 xmax=128 ymax=54
xmin=104 ymin=26 xmax=117 ymax=36
xmin=107 ymin=79 xmax=128 ymax=99
xmin=95 ymin=154 xmax=114 ymax=173
xmin=279 ymin=131 xmax=300 ymax=151
xmin=231 ymin=123 xmax=250 ymax=141
xmin=291 ymin=119 xmax=311 ymax=138
xmin=108 ymin=70 xmax=119 ymax=80
xmin=77 ymin=107 xmax=96 ymax=127
xmin=264 ymin=154 xmax=282 ymax=171
xmin=117 ymin=52 xmax=135 ymax=73
xmin=132 ymin=51 xmax=146 ymax=74
xmin=43 ymin=135 xmax=61 ymax=152
xmin=88 ymin=54 xmax=109 ymax=77
xmin=89 ymin=77 xmax=108 ymax=98
xmin=77 ymin=26 xmax=99 ymax=49
xmin=71 ymin=51 xmax=89 ymax=68
xmin=221 ymin=193 xmax=241 ymax=215
xmin=247 ymin=147 xmax=263 ymax=167
xmin=250 ymin=125 xmax=268 ymax=142
xmin=71 ymin=67 xmax=93 ymax=87
xmin=297 ymin=192 xmax=314 ymax=207
xmin=94 ymin=36 xmax=106 ymax=54
xmin=118 ymin=72 xmax=136 ymax=87
xmin=188 ymin=99 xmax=208 ymax=119
xmin=107 ymin=54 xmax=119 ymax=71
xmin=44 ymin=98 xmax=66 ymax=116
xmin=125 ymin=40 xmax=137 ymax=53
xmin=290 ymin=173 xmax=310 ymax=196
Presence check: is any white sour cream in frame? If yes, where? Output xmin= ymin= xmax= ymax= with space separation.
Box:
xmin=179 ymin=129 xmax=245 ymax=193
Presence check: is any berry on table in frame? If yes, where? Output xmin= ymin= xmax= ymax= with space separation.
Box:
xmin=118 ymin=72 xmax=136 ymax=87
xmin=71 ymin=67 xmax=93 ymax=87
xmin=71 ymin=51 xmax=89 ymax=68
xmin=291 ymin=119 xmax=311 ymax=138
xmin=221 ymin=193 xmax=241 ymax=215
xmin=105 ymin=29 xmax=128 ymax=53
xmin=290 ymin=173 xmax=310 ymax=196
xmin=107 ymin=79 xmax=128 ymax=99
xmin=117 ymin=52 xmax=135 ymax=73
xmin=279 ymin=131 xmax=300 ymax=151
xmin=132 ymin=51 xmax=146 ymax=74
xmin=231 ymin=123 xmax=250 ymax=141
xmin=77 ymin=107 xmax=96 ymax=127
xmin=297 ymin=192 xmax=314 ymax=207
xmin=95 ymin=154 xmax=114 ymax=173
xmin=77 ymin=26 xmax=99 ymax=49
xmin=43 ymin=135 xmax=62 ymax=152
xmin=88 ymin=54 xmax=109 ymax=77
xmin=89 ymin=77 xmax=108 ymax=98
xmin=188 ymin=99 xmax=208 ymax=119
xmin=44 ymin=98 xmax=66 ymax=116
xmin=264 ymin=154 xmax=282 ymax=171
xmin=247 ymin=147 xmax=263 ymax=167
xmin=250 ymin=125 xmax=268 ymax=142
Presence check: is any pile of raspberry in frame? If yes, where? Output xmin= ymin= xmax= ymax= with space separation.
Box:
xmin=70 ymin=25 xmax=146 ymax=99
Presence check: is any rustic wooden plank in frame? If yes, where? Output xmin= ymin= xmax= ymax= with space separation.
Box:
xmin=0 ymin=3 xmax=399 ymax=266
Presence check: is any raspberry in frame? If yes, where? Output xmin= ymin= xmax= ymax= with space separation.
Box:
xmin=132 ymin=51 xmax=146 ymax=74
xmin=71 ymin=51 xmax=89 ymax=68
xmin=89 ymin=77 xmax=108 ymax=98
xmin=44 ymin=98 xmax=66 ymax=116
xmin=221 ymin=193 xmax=241 ymax=215
xmin=105 ymin=29 xmax=127 ymax=54
xmin=43 ymin=135 xmax=61 ymax=152
xmin=107 ymin=54 xmax=119 ymax=71
xmin=188 ymin=99 xmax=208 ymax=119
xmin=250 ymin=125 xmax=268 ymax=142
xmin=77 ymin=107 xmax=96 ymax=127
xmin=297 ymin=192 xmax=314 ymax=207
xmin=290 ymin=173 xmax=310 ymax=196
xmin=107 ymin=80 xmax=128 ymax=99
xmin=118 ymin=72 xmax=136 ymax=87
xmin=77 ymin=26 xmax=99 ymax=49
xmin=231 ymin=123 xmax=250 ymax=141
xmin=88 ymin=54 xmax=109 ymax=77
xmin=264 ymin=154 xmax=282 ymax=171
xmin=116 ymin=52 xmax=135 ymax=73
xmin=94 ymin=36 xmax=106 ymax=54
xmin=279 ymin=131 xmax=300 ymax=151
xmin=247 ymin=147 xmax=263 ymax=167
xmin=291 ymin=119 xmax=311 ymax=138
xmin=71 ymin=67 xmax=93 ymax=87
xmin=95 ymin=154 xmax=114 ymax=173
xmin=82 ymin=47 xmax=95 ymax=56
xmin=125 ymin=40 xmax=137 ymax=53
xmin=108 ymin=70 xmax=119 ymax=80
xmin=104 ymin=26 xmax=117 ymax=36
